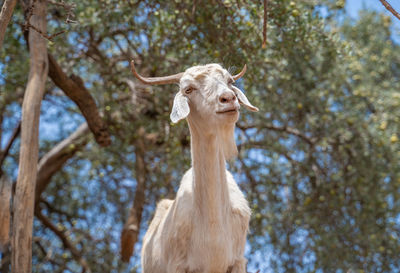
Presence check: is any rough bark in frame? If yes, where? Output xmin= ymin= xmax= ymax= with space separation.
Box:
xmin=48 ymin=54 xmax=111 ymax=147
xmin=11 ymin=0 xmax=48 ymax=272
xmin=0 ymin=247 xmax=11 ymax=273
xmin=35 ymin=122 xmax=89 ymax=204
xmin=120 ymin=129 xmax=147 ymax=262
xmin=0 ymin=0 xmax=18 ymax=49
xmin=0 ymin=176 xmax=12 ymax=273
xmin=0 ymin=176 xmax=12 ymax=252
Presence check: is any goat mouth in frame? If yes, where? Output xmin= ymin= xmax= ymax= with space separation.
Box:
xmin=216 ymin=108 xmax=239 ymax=114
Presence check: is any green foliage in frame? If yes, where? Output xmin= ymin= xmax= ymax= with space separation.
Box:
xmin=1 ymin=1 xmax=400 ymax=272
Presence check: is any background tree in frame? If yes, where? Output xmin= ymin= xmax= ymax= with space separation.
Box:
xmin=1 ymin=0 xmax=400 ymax=272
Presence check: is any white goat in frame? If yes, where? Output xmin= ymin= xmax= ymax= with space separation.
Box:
xmin=130 ymin=61 xmax=258 ymax=273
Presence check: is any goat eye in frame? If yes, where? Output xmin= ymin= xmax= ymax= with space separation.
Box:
xmin=185 ymin=87 xmax=195 ymax=94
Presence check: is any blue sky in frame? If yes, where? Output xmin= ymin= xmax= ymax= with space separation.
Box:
xmin=346 ymin=0 xmax=400 ymax=42
xmin=346 ymin=0 xmax=400 ymax=18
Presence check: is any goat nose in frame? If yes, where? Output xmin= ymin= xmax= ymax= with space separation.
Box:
xmin=219 ymin=91 xmax=236 ymax=104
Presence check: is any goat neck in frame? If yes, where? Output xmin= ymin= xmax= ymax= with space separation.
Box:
xmin=188 ymin=118 xmax=232 ymax=224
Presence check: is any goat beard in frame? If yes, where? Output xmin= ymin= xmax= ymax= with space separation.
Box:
xmin=218 ymin=124 xmax=238 ymax=160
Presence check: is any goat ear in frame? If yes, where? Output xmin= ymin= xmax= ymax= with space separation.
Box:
xmin=170 ymin=92 xmax=190 ymax=123
xmin=233 ymin=86 xmax=259 ymax=112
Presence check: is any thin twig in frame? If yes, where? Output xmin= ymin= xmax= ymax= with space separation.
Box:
xmin=262 ymin=0 xmax=268 ymax=48
xmin=23 ymin=0 xmax=76 ymax=41
xmin=379 ymin=0 xmax=400 ymax=21
xmin=192 ymin=0 xmax=196 ymax=15
xmin=39 ymin=198 xmax=76 ymax=222
xmin=46 ymin=0 xmax=77 ymax=24
xmin=237 ymin=123 xmax=317 ymax=145
xmin=46 ymin=0 xmax=74 ymax=9
xmin=25 ymin=22 xmax=66 ymax=40
xmin=35 ymin=209 xmax=92 ymax=273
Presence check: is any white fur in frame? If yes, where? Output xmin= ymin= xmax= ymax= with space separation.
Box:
xmin=141 ymin=64 xmax=256 ymax=273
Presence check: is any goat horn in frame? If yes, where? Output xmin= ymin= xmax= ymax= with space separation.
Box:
xmin=233 ymin=64 xmax=247 ymax=81
xmin=130 ymin=60 xmax=184 ymax=85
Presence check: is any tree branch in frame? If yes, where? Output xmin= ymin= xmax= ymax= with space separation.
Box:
xmin=120 ymin=128 xmax=147 ymax=262
xmin=35 ymin=122 xmax=90 ymax=204
xmin=379 ymin=0 xmax=400 ymax=21
xmin=237 ymin=155 xmax=258 ymax=201
xmin=237 ymin=123 xmax=316 ymax=145
xmin=0 ymin=120 xmax=21 ymax=175
xmin=39 ymin=198 xmax=75 ymax=221
xmin=265 ymin=124 xmax=315 ymax=145
xmin=0 ymin=0 xmax=18 ymax=49
xmin=24 ymin=21 xmax=66 ymax=41
xmin=48 ymin=54 xmax=111 ymax=147
xmin=35 ymin=209 xmax=91 ymax=273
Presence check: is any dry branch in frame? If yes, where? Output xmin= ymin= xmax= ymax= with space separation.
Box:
xmin=0 ymin=120 xmax=21 ymax=174
xmin=0 ymin=0 xmax=18 ymax=49
xmin=379 ymin=0 xmax=400 ymax=21
xmin=120 ymin=129 xmax=147 ymax=262
xmin=12 ymin=0 xmax=48 ymax=272
xmin=48 ymin=54 xmax=111 ymax=147
xmin=35 ymin=209 xmax=92 ymax=273
xmin=35 ymin=122 xmax=90 ymax=204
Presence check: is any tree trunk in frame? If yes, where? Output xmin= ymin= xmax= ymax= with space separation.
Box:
xmin=0 ymin=0 xmax=18 ymax=50
xmin=11 ymin=0 xmax=48 ymax=272
xmin=0 ymin=176 xmax=11 ymax=252
xmin=0 ymin=176 xmax=12 ymax=273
